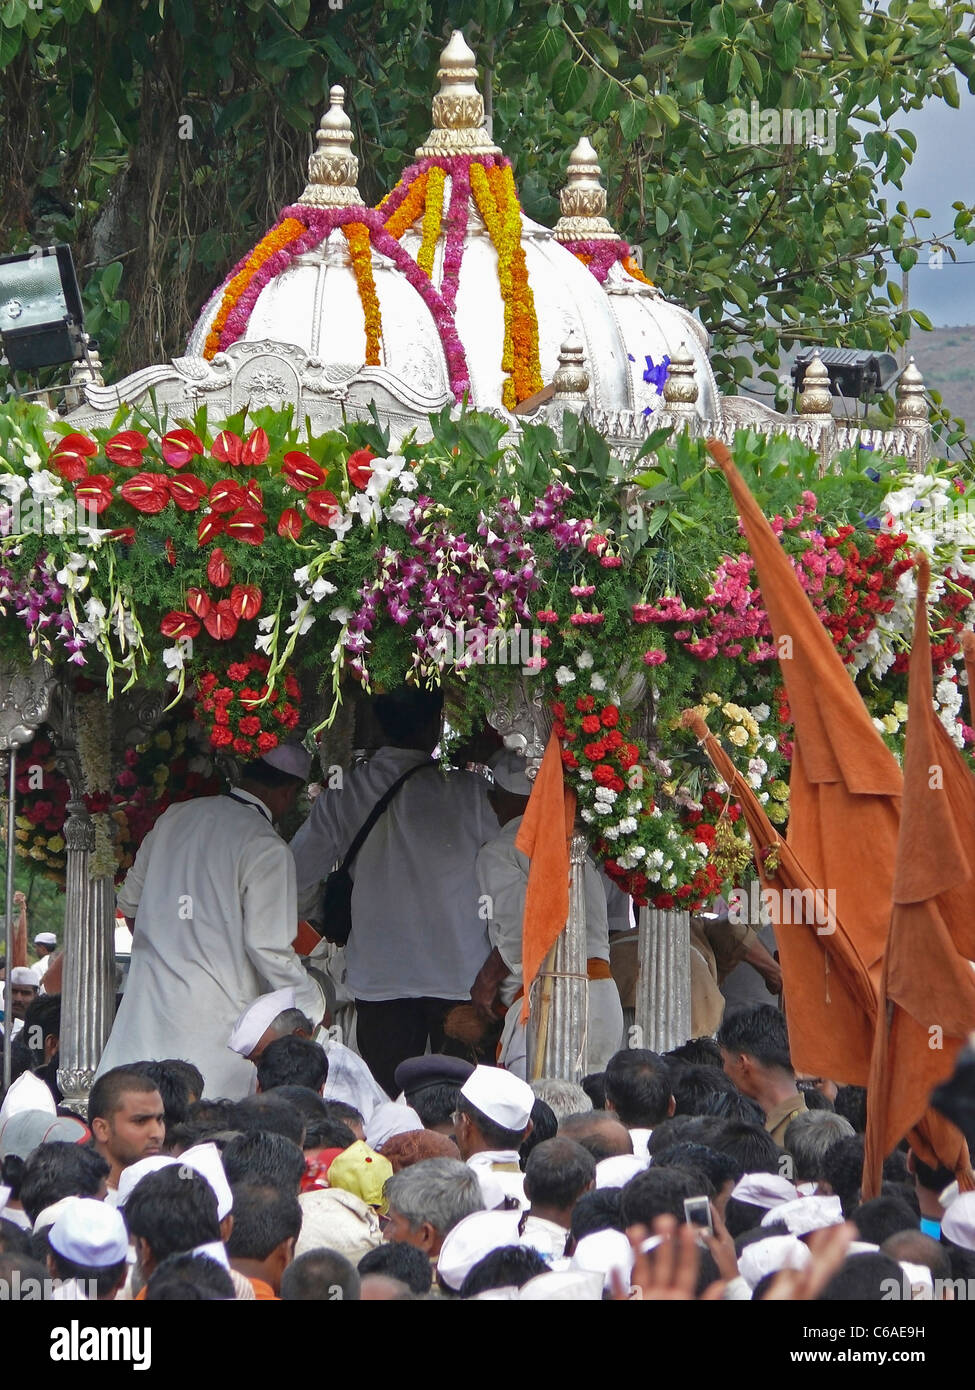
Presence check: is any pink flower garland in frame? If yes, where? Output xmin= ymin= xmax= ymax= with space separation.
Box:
xmin=561 ymin=238 xmax=632 ymax=285
xmin=212 ymin=205 xmax=471 ymax=403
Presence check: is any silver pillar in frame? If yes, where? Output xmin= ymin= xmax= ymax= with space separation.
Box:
xmin=636 ymin=906 xmax=692 ymax=1052
xmin=528 ymin=831 xmax=589 ymax=1082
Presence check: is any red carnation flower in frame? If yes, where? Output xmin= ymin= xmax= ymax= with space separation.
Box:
xmin=575 ymin=696 xmax=596 ymax=713
xmin=584 ymin=741 xmax=607 ymax=762
xmin=600 ymin=705 xmax=620 ymax=728
xmin=227 ymin=662 xmax=250 ymax=681
xmin=214 ymin=686 xmax=234 ymax=705
xmin=210 ymin=726 xmax=233 ymax=746
xmin=619 ymin=744 xmax=640 ymax=769
xmin=581 ymin=715 xmax=601 ymax=734
xmin=257 ymin=731 xmax=278 ymax=753
xmin=238 ymin=716 xmax=261 ymax=736
xmin=561 ymin=750 xmax=579 ymax=770
xmin=233 ymin=737 xmax=255 ymax=756
xmin=604 ymin=729 xmax=624 ymax=751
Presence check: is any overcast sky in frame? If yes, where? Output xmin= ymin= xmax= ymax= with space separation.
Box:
xmin=891 ymin=84 xmax=975 ymax=326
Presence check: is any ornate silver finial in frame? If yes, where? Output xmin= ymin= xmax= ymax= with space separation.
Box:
xmin=297 ymin=86 xmax=364 ymax=209
xmin=798 ymin=350 xmax=833 ymax=416
xmin=552 ymin=332 xmax=591 ymax=400
xmin=553 ymin=137 xmax=618 ymax=242
xmin=415 ymin=30 xmax=502 ymax=157
xmin=662 ymin=341 xmax=698 ymax=413
xmin=896 ymin=355 xmax=929 ymax=425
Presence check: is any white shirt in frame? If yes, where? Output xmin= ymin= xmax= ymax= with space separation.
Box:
xmin=98 ymin=790 xmax=324 ymax=1100
xmin=519 ymin=1213 xmax=569 ymax=1261
xmin=629 ymin=1128 xmax=653 ymax=1163
xmin=475 ymin=816 xmax=613 ymax=1005
xmin=290 ymin=749 xmax=498 ymax=1001
xmin=321 ymin=1037 xmax=389 ymax=1119
xmin=466 ymin=1149 xmax=527 ymax=1210
xmin=33 ymin=954 xmax=52 ymax=983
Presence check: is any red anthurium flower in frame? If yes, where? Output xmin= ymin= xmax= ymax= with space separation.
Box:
xmin=105 ymin=527 xmax=135 ymax=544
xmin=53 ymin=432 xmax=98 ymax=459
xmin=165 ymin=539 xmax=177 ymax=567
xmin=243 ymin=481 xmax=263 ymax=509
xmin=49 ymin=435 xmax=96 ymax=481
xmin=224 ymin=509 xmax=265 ymax=546
xmin=119 ymin=472 xmax=170 ymax=514
xmin=161 ymin=429 xmax=204 ymax=468
xmin=203 ymin=599 xmax=238 ymax=641
xmin=346 ymin=448 xmax=375 ymax=489
xmin=230 ymin=584 xmax=262 ymax=620
xmin=160 ymin=610 xmax=201 ymax=640
xmin=186 ymin=588 xmax=212 ymax=618
xmin=241 ymin=428 xmax=270 ymax=467
xmin=74 ymin=475 xmax=114 ymax=514
xmin=305 ymin=489 xmax=340 ymax=526
xmin=211 ymin=430 xmax=244 ymax=465
xmin=105 ymin=430 xmax=150 ymax=468
xmin=277 ymin=508 xmax=303 ymax=540
xmin=282 ymin=451 xmax=325 ymax=491
xmin=198 ymin=513 xmax=225 ymax=546
xmin=168 ymin=474 xmax=208 ymax=512
xmin=208 ymin=479 xmax=246 ymax=514
xmin=207 ymin=548 xmax=232 ymax=586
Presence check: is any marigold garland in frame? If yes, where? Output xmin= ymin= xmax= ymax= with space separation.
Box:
xmin=342 ymin=222 xmax=383 ymax=366
xmin=417 ymin=166 xmax=446 ymax=278
xmin=622 ymin=254 xmax=654 ymax=286
xmin=383 ymin=170 xmax=430 ymax=241
xmin=204 ymin=217 xmax=306 ymax=360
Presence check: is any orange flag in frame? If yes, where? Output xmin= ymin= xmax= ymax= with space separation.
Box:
xmin=863 ymin=559 xmax=975 ymax=1197
xmin=708 ymin=439 xmax=901 ymax=1081
xmin=681 ymin=709 xmax=876 ymax=1084
xmin=514 ymin=732 xmax=576 ymax=1024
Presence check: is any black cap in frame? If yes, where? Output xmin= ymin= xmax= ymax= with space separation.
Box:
xmin=394 ymin=1054 xmax=476 ymax=1096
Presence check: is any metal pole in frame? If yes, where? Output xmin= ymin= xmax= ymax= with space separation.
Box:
xmin=529 ymin=831 xmax=589 ymax=1082
xmin=636 ymin=905 xmax=692 ymax=1053
xmin=3 ymin=749 xmax=16 ymax=1095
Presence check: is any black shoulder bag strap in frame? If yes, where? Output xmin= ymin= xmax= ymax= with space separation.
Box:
xmin=337 ymin=760 xmax=431 ymax=874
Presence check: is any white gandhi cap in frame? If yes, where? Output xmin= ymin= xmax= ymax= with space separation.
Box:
xmin=49 ymin=1198 xmax=129 ymax=1267
xmin=460 ymin=1065 xmax=534 ymax=1133
xmin=227 ymin=986 xmax=297 ymax=1057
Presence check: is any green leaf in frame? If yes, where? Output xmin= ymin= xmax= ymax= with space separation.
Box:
xmin=0 ymin=22 xmax=20 ymax=66
xmin=586 ymin=28 xmax=619 ymax=68
xmin=527 ymin=23 xmax=564 ymax=70
xmin=941 ymin=72 xmax=960 ymax=108
xmin=655 ymin=205 xmax=671 ymax=236
xmin=551 ymin=57 xmax=588 ymax=112
xmin=620 ymin=97 xmax=649 ymax=141
xmin=897 ymin=247 xmax=917 ymax=271
xmin=256 ymin=34 xmax=314 ymax=69
xmin=684 ymin=33 xmax=723 ymax=60
xmin=909 ymin=308 xmax=933 ymax=330
xmin=654 ymin=92 xmax=681 ymax=128
xmin=591 ymin=78 xmax=619 ymax=123
xmin=704 ymin=48 xmax=732 ymax=102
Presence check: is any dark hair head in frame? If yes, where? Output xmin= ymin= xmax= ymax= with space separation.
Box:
xmin=186 ymin=1099 xmax=239 ymax=1130
xmin=833 ymin=1085 xmax=867 ymax=1133
xmin=569 ymin=1187 xmax=625 ymax=1243
xmin=282 ymin=1248 xmax=362 ymax=1301
xmin=524 ymin=1137 xmax=596 ymax=1210
xmin=358 ymin=1242 xmax=432 ymax=1296
xmin=708 ymin=1121 xmax=782 ymax=1177
xmin=146 ymin=1252 xmax=235 ymax=1301
xmin=911 ymin=1152 xmax=954 ymax=1193
xmin=655 ymin=1142 xmax=742 ymax=1192
xmin=0 ymin=1217 xmax=32 ymax=1257
xmin=881 ymin=1230 xmax=951 ymax=1282
xmin=20 ymin=1144 xmax=110 ymax=1225
xmin=716 ymin=1005 xmax=793 ymax=1074
xmin=604 ymin=1050 xmax=673 ymax=1128
xmin=232 ymin=1093 xmax=305 ymax=1147
xmin=226 ymin=1183 xmax=302 ymax=1262
xmin=800 ymin=1087 xmax=834 ymax=1112
xmin=557 ymin=1110 xmax=633 ymax=1162
xmin=735 ymin=1221 xmax=789 ymax=1255
xmin=851 ymin=1195 xmax=919 ymax=1246
xmin=723 ymin=1198 xmax=774 ymax=1239
xmin=124 ymin=1166 xmax=220 ymax=1263
xmin=619 ymin=1166 xmax=707 ymax=1228
xmin=256 ymin=1037 xmax=328 ymax=1095
xmin=666 ymin=1037 xmax=723 ymax=1067
xmin=88 ymin=1065 xmax=160 ymax=1125
xmin=408 ymin=1082 xmax=462 ymax=1131
xmin=459 ymin=1244 xmax=548 ymax=1298
xmin=646 ymin=1114 xmax=729 ymax=1160
xmin=671 ymin=1065 xmax=737 ymax=1117
xmin=22 ymin=992 xmax=60 ymax=1050
xmin=142 ymin=1059 xmax=204 ymax=1134
xmin=820 ymin=1135 xmax=865 ymax=1217
xmin=271 ymin=1087 xmax=355 ymax=1150
xmin=519 ymin=1099 xmax=558 ymax=1170
xmin=240 ymin=758 xmax=305 ymax=791
xmin=458 ymin=1098 xmax=528 ymax=1151
xmin=581 ymin=1073 xmax=606 ymax=1110
xmin=0 ymin=1253 xmax=49 ymax=1290
xmin=373 ymin=688 xmax=443 ymax=747
xmin=701 ymin=1090 xmax=767 ymax=1125
xmin=222 ymin=1131 xmax=306 ymax=1196
xmin=49 ymin=1245 xmax=127 ymax=1299
xmin=820 ymin=1252 xmax=904 ymax=1301
xmin=320 ymin=1100 xmax=365 ymax=1132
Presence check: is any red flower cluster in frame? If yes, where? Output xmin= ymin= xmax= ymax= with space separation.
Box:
xmin=195 ymin=657 xmax=301 ymax=759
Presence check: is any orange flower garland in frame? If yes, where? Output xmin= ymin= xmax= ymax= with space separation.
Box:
xmin=622 ymin=254 xmax=654 ymax=286
xmin=204 ymin=217 xmax=306 ymax=360
xmin=383 ymin=171 xmax=430 ymax=241
xmin=342 ymin=223 xmax=383 ymax=365
xmin=417 ymin=166 xmax=446 ymax=278
xmin=470 ymin=161 xmax=543 ymax=410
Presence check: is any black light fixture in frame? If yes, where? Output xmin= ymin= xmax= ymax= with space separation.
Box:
xmin=790 ymin=348 xmax=901 ymax=402
xmin=0 ymin=245 xmax=86 ymax=372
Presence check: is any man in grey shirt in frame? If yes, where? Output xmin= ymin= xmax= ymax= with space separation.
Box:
xmin=291 ymin=689 xmax=498 ymax=1095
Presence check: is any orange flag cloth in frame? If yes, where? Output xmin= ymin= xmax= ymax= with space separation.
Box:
xmin=514 ymin=732 xmax=576 ymax=1024
xmin=863 ymin=558 xmax=975 ymax=1197
xmin=708 ymin=439 xmax=902 ymax=1082
xmin=681 ymin=709 xmax=876 ymax=1084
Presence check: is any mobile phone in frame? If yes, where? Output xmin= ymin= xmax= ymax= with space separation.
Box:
xmin=683 ymin=1196 xmax=714 ymax=1236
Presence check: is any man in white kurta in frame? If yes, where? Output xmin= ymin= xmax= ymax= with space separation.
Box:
xmin=472 ymin=752 xmax=625 ymax=1079
xmin=96 ymin=748 xmax=324 ymax=1100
